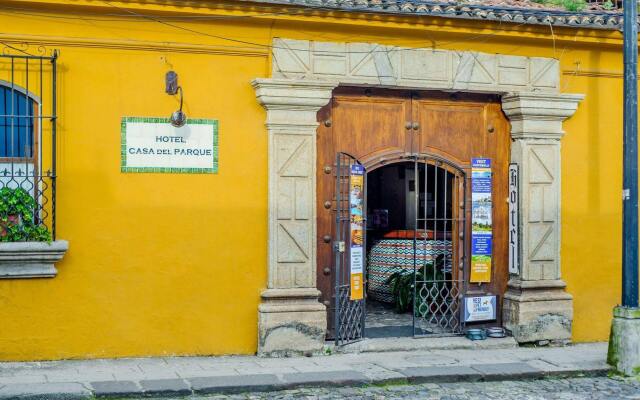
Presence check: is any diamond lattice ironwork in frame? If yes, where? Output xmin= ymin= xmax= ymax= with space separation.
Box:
xmin=333 ymin=152 xmax=365 ymax=346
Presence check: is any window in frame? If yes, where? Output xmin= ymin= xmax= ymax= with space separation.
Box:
xmin=0 ymin=49 xmax=66 ymax=278
xmin=0 ymin=50 xmax=57 ymax=244
xmin=0 ymin=84 xmax=36 ymax=160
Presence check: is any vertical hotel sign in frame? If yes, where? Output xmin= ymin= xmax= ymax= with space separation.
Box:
xmin=508 ymin=164 xmax=520 ymax=275
xmin=349 ymin=164 xmax=365 ymax=300
xmin=471 ymin=158 xmax=492 ymax=283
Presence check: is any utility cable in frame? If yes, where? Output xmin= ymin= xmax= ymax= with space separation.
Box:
xmin=0 ymin=1 xmax=568 ymax=59
xmin=98 ymin=1 xmax=535 ymax=55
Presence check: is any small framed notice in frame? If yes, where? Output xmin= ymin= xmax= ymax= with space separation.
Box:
xmin=121 ymin=117 xmax=218 ymax=174
xmin=463 ymin=295 xmax=497 ymax=323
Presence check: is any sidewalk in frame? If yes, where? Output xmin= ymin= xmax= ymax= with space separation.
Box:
xmin=0 ymin=342 xmax=609 ymax=399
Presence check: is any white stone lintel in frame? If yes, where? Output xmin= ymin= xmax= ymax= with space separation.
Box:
xmin=272 ymin=38 xmax=562 ymax=94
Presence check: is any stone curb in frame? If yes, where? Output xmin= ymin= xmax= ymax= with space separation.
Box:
xmin=0 ymin=365 xmax=611 ymax=399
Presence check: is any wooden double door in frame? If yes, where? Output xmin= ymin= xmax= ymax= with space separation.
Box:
xmin=316 ymin=87 xmax=510 ymax=337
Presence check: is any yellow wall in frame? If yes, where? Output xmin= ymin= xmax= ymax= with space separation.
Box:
xmin=0 ymin=0 xmax=628 ymax=359
xmin=0 ymin=5 xmax=272 ymax=360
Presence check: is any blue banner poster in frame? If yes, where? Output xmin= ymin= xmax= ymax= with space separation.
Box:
xmin=471 ymin=158 xmax=492 ymax=283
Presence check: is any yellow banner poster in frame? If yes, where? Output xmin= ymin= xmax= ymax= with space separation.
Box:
xmin=349 ymin=164 xmax=365 ymax=300
xmin=470 ymin=255 xmax=492 ymax=283
xmin=350 ymin=272 xmax=364 ymax=300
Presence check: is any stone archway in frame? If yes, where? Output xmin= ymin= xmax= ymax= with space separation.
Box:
xmin=253 ymin=38 xmax=584 ymax=355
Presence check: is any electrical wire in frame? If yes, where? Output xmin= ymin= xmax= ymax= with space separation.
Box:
xmin=0 ymin=3 xmax=344 ymax=22
xmin=0 ymin=1 xmax=584 ymax=116
xmin=95 ymin=1 xmax=537 ymax=55
xmin=0 ymin=0 xmax=574 ymax=59
xmin=0 ymin=0 xmax=616 ymax=21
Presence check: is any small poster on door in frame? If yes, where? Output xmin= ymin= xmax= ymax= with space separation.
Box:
xmin=471 ymin=158 xmax=493 ymax=283
xmin=349 ymin=164 xmax=365 ymax=300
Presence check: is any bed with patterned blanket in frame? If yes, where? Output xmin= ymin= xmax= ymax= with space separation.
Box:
xmin=367 ymin=232 xmax=452 ymax=304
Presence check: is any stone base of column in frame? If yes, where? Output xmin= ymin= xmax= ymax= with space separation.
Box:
xmin=503 ymin=279 xmax=573 ymax=344
xmin=258 ymin=288 xmax=327 ymax=356
xmin=608 ymin=306 xmax=640 ymax=376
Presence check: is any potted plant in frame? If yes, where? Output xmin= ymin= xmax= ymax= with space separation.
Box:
xmin=0 ymin=187 xmax=66 ymax=278
xmin=0 ymin=214 xmax=21 ymax=239
xmin=386 ymin=254 xmax=447 ymax=314
xmin=0 ymin=187 xmax=51 ymax=242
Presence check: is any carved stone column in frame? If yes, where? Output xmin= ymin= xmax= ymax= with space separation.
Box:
xmin=501 ymin=92 xmax=584 ymax=344
xmin=252 ymin=79 xmax=337 ymax=355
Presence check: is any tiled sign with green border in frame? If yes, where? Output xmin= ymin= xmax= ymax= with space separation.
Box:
xmin=121 ymin=117 xmax=218 ymax=174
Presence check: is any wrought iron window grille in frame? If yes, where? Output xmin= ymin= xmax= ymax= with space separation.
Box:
xmin=0 ymin=44 xmax=58 ymax=241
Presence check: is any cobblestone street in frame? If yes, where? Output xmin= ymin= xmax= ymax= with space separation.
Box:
xmin=145 ymin=377 xmax=640 ymax=400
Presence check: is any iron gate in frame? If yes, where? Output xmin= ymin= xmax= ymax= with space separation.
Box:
xmin=412 ymin=156 xmax=467 ymax=336
xmin=334 ymin=152 xmax=366 ymax=345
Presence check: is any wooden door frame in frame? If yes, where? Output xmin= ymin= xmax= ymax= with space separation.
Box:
xmin=318 ymin=88 xmax=510 ymax=337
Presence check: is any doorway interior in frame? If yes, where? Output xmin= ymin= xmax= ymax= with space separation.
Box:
xmin=364 ymin=160 xmax=462 ymax=339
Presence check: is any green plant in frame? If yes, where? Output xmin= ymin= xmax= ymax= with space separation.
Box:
xmin=564 ymin=0 xmax=587 ymax=11
xmin=602 ymin=0 xmax=614 ymax=10
xmin=0 ymin=187 xmax=51 ymax=242
xmin=551 ymin=0 xmax=587 ymax=11
xmin=531 ymin=0 xmax=587 ymax=11
xmin=386 ymin=255 xmax=446 ymax=313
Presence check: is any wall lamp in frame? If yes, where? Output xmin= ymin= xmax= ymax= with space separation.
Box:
xmin=165 ymin=71 xmax=186 ymax=127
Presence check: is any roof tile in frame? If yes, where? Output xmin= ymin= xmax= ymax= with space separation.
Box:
xmin=242 ymin=0 xmax=628 ymax=29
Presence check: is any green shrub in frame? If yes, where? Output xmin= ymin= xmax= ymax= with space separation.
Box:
xmin=385 ymin=255 xmax=446 ymax=314
xmin=551 ymin=0 xmax=587 ymax=11
xmin=0 ymin=187 xmax=51 ymax=242
xmin=531 ymin=0 xmax=587 ymax=11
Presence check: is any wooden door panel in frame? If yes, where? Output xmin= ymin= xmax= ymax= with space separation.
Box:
xmin=414 ymin=100 xmax=486 ymax=164
xmin=333 ymin=94 xmax=410 ymax=162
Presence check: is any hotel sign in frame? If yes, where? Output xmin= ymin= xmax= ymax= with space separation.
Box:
xmin=121 ymin=117 xmax=218 ymax=173
xmin=508 ymin=164 xmax=519 ymax=275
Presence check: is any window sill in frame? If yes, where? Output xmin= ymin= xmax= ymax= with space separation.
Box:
xmin=0 ymin=240 xmax=69 ymax=279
